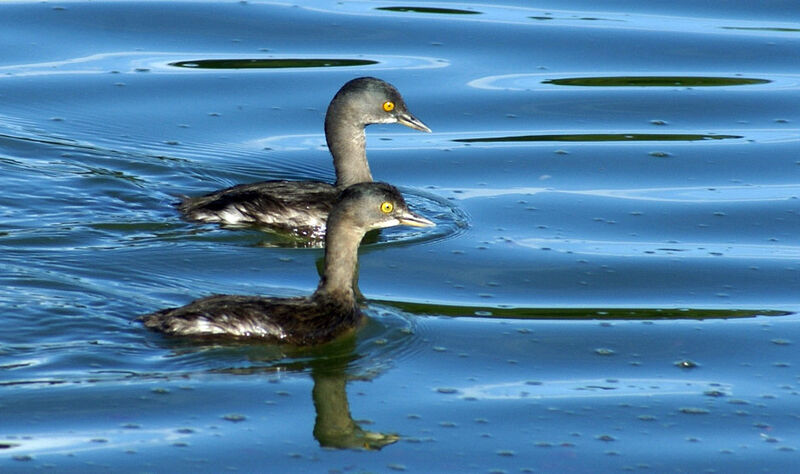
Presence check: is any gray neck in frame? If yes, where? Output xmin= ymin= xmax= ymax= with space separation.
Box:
xmin=325 ymin=105 xmax=373 ymax=188
xmin=314 ymin=214 xmax=363 ymax=303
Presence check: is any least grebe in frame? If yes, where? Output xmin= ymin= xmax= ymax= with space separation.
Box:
xmin=178 ymin=77 xmax=430 ymax=238
xmin=141 ymin=182 xmax=434 ymax=345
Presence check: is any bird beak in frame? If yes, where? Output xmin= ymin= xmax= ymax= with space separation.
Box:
xmin=397 ymin=112 xmax=432 ymax=133
xmin=397 ymin=209 xmax=436 ymax=228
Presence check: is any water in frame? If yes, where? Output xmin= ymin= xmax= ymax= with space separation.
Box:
xmin=2 ymin=1 xmax=799 ymax=471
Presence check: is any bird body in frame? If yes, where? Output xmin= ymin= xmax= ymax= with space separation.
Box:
xmin=179 ymin=180 xmax=336 ymax=237
xmin=140 ymin=293 xmax=360 ymax=345
xmin=141 ymin=183 xmax=435 ymax=345
xmin=179 ymin=77 xmax=430 ymax=236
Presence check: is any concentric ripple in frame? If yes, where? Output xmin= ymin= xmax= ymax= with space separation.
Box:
xmin=469 ymin=72 xmax=800 ymax=91
xmin=0 ymin=52 xmax=447 ymax=78
xmin=240 ymin=187 xmax=467 ymax=249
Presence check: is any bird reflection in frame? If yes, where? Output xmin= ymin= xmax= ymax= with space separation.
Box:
xmin=309 ymin=347 xmax=398 ymax=450
xmin=193 ymin=334 xmax=398 ymax=450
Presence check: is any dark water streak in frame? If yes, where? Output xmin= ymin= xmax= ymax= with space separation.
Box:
xmin=170 ymin=58 xmax=379 ymax=69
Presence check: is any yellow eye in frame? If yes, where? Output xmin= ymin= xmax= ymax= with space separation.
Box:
xmin=380 ymin=201 xmax=394 ymax=213
xmin=382 ymin=101 xmax=395 ymax=112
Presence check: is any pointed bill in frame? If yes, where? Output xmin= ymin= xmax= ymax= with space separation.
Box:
xmin=397 ymin=209 xmax=435 ymax=228
xmin=397 ymin=112 xmax=432 ymax=133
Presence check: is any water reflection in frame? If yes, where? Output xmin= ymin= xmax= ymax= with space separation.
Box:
xmin=169 ymin=59 xmax=378 ymax=69
xmin=311 ymin=361 xmax=398 ymax=450
xmin=376 ymin=302 xmax=792 ymax=320
xmin=203 ymin=336 xmax=400 ymax=450
xmin=543 ymin=76 xmax=770 ymax=87
xmin=455 ymin=133 xmax=742 ymax=143
xmin=721 ymin=26 xmax=800 ymax=33
xmin=469 ymin=73 xmax=786 ymax=91
xmin=376 ymin=6 xmax=481 ymax=15
xmin=529 ymin=15 xmax=623 ymax=22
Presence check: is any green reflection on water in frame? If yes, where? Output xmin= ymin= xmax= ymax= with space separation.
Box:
xmin=377 ymin=301 xmax=792 ymax=320
xmin=529 ymin=16 xmax=622 ymax=22
xmin=376 ymin=6 xmax=481 ymax=14
xmin=169 ymin=59 xmax=378 ymax=69
xmin=721 ymin=26 xmax=800 ymax=33
xmin=543 ymin=76 xmax=770 ymax=87
xmin=455 ymin=133 xmax=742 ymax=143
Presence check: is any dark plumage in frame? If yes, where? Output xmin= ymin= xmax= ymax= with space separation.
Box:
xmin=178 ymin=77 xmax=430 ymax=237
xmin=141 ymin=182 xmax=435 ymax=345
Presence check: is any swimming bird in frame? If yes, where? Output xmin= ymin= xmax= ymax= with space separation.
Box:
xmin=178 ymin=77 xmax=430 ymax=238
xmin=141 ymin=182 xmax=434 ymax=345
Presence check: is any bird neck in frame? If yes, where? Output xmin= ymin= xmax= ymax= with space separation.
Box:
xmin=314 ymin=215 xmax=363 ymax=304
xmin=325 ymin=107 xmax=373 ymax=188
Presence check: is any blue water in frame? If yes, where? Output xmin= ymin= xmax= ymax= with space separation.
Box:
xmin=2 ymin=1 xmax=800 ymax=472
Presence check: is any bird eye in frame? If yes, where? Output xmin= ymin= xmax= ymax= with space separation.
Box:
xmin=380 ymin=201 xmax=394 ymax=213
xmin=382 ymin=101 xmax=395 ymax=112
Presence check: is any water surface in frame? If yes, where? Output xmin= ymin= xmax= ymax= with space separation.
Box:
xmin=1 ymin=1 xmax=800 ymax=472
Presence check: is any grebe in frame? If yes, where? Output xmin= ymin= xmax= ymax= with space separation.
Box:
xmin=142 ymin=182 xmax=434 ymax=345
xmin=178 ymin=77 xmax=430 ymax=238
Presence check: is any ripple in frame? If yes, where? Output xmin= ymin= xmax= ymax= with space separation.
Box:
xmin=543 ymin=76 xmax=770 ymax=87
xmin=377 ymin=188 xmax=469 ymax=247
xmin=528 ymin=14 xmax=624 ymax=23
xmin=238 ymin=187 xmax=467 ymax=249
xmin=0 ymin=425 xmax=199 ymax=459
xmin=0 ymin=52 xmax=447 ymax=78
xmin=441 ymin=129 xmax=796 ymax=148
xmin=459 ymin=378 xmax=732 ymax=400
xmin=454 ymin=133 xmax=742 ymax=143
xmin=559 ymin=184 xmax=800 ymax=203
xmin=170 ymin=58 xmax=378 ymax=69
xmin=721 ymin=26 xmax=800 ymax=33
xmin=245 ymin=130 xmax=441 ymax=153
xmin=156 ymin=54 xmax=447 ymax=73
xmin=375 ymin=6 xmax=481 ymax=15
xmin=516 ymin=238 xmax=800 ymax=261
xmin=469 ymin=72 xmax=800 ymax=91
xmin=350 ymin=306 xmax=423 ymax=371
xmin=371 ymin=301 xmax=792 ymax=320
xmin=430 ymin=182 xmax=800 ymax=203
xmin=318 ymin=2 xmax=676 ymax=29
xmin=357 ymin=303 xmax=455 ymax=367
